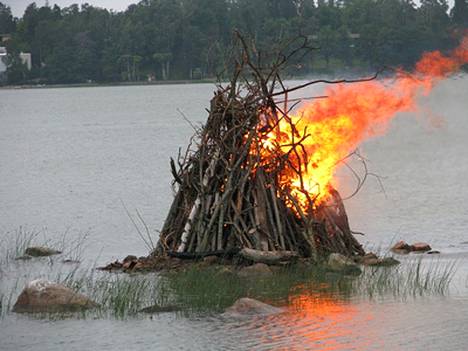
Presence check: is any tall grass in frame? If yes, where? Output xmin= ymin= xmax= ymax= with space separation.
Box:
xmin=0 ymin=227 xmax=89 ymax=266
xmin=0 ymin=226 xmax=458 ymax=319
xmin=357 ymin=257 xmax=457 ymax=299
xmin=0 ymin=226 xmax=41 ymax=265
xmin=21 ymin=257 xmax=452 ymax=319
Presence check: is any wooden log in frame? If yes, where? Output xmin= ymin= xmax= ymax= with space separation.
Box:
xmin=239 ymin=247 xmax=299 ymax=265
xmin=168 ymin=248 xmax=240 ymax=260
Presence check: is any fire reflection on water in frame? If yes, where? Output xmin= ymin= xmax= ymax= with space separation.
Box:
xmin=236 ymin=287 xmax=381 ymax=351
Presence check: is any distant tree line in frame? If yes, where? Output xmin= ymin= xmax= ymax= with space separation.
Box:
xmin=0 ymin=0 xmax=467 ymax=85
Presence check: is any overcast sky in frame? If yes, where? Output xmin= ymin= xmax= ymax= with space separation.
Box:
xmin=4 ymin=0 xmax=456 ymax=17
xmin=4 ymin=0 xmax=137 ymax=17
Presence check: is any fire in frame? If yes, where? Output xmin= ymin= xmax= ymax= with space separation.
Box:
xmin=261 ymin=35 xmax=468 ymax=210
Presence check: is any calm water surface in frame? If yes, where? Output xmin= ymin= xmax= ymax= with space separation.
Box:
xmin=1 ymin=78 xmax=468 ymax=350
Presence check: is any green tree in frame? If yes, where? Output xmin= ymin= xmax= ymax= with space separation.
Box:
xmin=451 ymin=0 xmax=468 ymax=26
xmin=0 ymin=2 xmax=15 ymax=33
xmin=5 ymin=53 xmax=29 ymax=84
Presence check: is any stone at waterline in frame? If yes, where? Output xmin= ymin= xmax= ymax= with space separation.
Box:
xmin=355 ymin=252 xmax=400 ymax=267
xmin=327 ymin=253 xmax=362 ymax=275
xmin=123 ymin=255 xmax=138 ymax=263
xmin=202 ymin=255 xmax=219 ymax=265
xmin=13 ymin=279 xmax=97 ymax=313
xmin=224 ymin=298 xmax=282 ymax=317
xmin=427 ymin=250 xmax=441 ymax=255
xmin=391 ymin=241 xmax=432 ymax=254
xmin=237 ymin=263 xmax=273 ymax=277
xmin=391 ymin=241 xmax=412 ymax=254
xmin=25 ymin=246 xmax=61 ymax=257
xmin=62 ymin=259 xmax=80 ymax=264
xmin=139 ymin=304 xmax=181 ymax=314
xmin=411 ymin=242 xmax=432 ymax=252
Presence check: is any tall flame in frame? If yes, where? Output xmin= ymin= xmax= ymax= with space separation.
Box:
xmin=265 ymin=35 xmax=468 ymax=209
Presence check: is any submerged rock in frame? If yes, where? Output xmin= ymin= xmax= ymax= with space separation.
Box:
xmin=357 ymin=253 xmax=400 ymax=267
xmin=224 ymin=298 xmax=282 ymax=316
xmin=327 ymin=253 xmax=362 ymax=275
xmin=238 ymin=263 xmax=273 ymax=277
xmin=427 ymin=250 xmax=441 ymax=255
xmin=13 ymin=279 xmax=97 ymax=313
xmin=15 ymin=255 xmax=32 ymax=261
xmin=139 ymin=304 xmax=181 ymax=314
xmin=24 ymin=247 xmax=61 ymax=257
xmin=62 ymin=259 xmax=80 ymax=264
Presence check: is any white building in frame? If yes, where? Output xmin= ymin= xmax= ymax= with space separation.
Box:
xmin=0 ymin=47 xmax=7 ymax=82
xmin=0 ymin=47 xmax=32 ymax=82
xmin=19 ymin=52 xmax=32 ymax=70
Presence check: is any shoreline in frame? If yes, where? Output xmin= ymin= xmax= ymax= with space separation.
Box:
xmin=0 ymin=78 xmax=220 ymax=90
xmin=0 ymin=69 xmax=378 ymax=91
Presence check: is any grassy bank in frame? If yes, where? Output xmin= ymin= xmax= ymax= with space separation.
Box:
xmin=0 ymin=260 xmax=457 ymax=319
xmin=0 ymin=228 xmax=458 ymax=319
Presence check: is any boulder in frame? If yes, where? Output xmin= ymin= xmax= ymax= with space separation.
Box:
xmin=357 ymin=253 xmax=400 ymax=267
xmin=224 ymin=298 xmax=282 ymax=316
xmin=13 ymin=280 xmax=97 ymax=313
xmin=391 ymin=241 xmax=432 ymax=254
xmin=202 ymin=255 xmax=219 ymax=265
xmin=411 ymin=242 xmax=432 ymax=252
xmin=238 ymin=263 xmax=273 ymax=277
xmin=391 ymin=241 xmax=411 ymax=254
xmin=327 ymin=253 xmax=362 ymax=275
xmin=24 ymin=247 xmax=61 ymax=257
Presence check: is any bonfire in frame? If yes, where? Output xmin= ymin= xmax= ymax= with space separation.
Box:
xmin=146 ymin=33 xmax=468 ymax=267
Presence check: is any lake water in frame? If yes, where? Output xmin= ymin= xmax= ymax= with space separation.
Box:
xmin=1 ymin=77 xmax=468 ymax=350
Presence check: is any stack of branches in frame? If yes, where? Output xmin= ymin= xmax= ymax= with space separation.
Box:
xmin=152 ymin=33 xmax=366 ymax=264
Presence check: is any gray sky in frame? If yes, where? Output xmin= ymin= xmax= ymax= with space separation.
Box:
xmin=4 ymin=0 xmax=456 ymax=18
xmin=4 ymin=0 xmax=137 ymax=17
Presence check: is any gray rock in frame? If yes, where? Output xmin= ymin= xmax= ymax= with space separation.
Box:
xmin=238 ymin=263 xmax=273 ymax=277
xmin=357 ymin=253 xmax=400 ymax=267
xmin=427 ymin=250 xmax=441 ymax=255
xmin=366 ymin=257 xmax=400 ymax=267
xmin=139 ymin=304 xmax=180 ymax=314
xmin=24 ymin=247 xmax=61 ymax=257
xmin=13 ymin=279 xmax=97 ymax=313
xmin=224 ymin=298 xmax=282 ymax=316
xmin=62 ymin=259 xmax=80 ymax=264
xmin=327 ymin=253 xmax=362 ymax=275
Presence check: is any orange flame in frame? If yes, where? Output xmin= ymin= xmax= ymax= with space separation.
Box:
xmin=263 ymin=35 xmax=468 ymax=210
